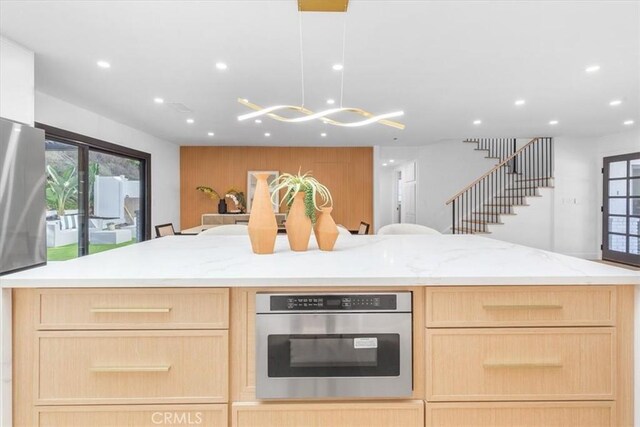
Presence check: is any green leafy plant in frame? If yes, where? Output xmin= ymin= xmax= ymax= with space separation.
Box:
xmin=46 ymin=165 xmax=78 ymax=217
xmin=196 ymin=186 xmax=221 ymax=201
xmin=270 ymin=169 xmax=332 ymax=224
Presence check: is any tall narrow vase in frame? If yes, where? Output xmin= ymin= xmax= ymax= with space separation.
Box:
xmin=314 ymin=207 xmax=339 ymax=251
xmin=285 ymin=192 xmax=312 ymax=252
xmin=248 ymin=173 xmax=278 ymax=254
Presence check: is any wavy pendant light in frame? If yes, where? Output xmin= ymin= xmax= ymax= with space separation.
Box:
xmin=237 ymin=10 xmax=405 ymax=130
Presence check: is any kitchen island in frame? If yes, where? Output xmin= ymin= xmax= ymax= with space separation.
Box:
xmin=1 ymin=234 xmax=638 ymax=427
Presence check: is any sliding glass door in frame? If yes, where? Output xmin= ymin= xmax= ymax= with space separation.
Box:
xmin=41 ymin=125 xmax=151 ymax=261
xmin=602 ymin=152 xmax=640 ymax=266
xmin=88 ymin=150 xmax=143 ymax=254
xmin=45 ymin=140 xmax=80 ymax=261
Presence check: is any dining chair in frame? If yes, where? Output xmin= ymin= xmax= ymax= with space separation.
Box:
xmin=155 ymin=223 xmax=176 ymax=238
xmin=377 ymin=223 xmax=441 ymax=235
xmin=199 ymin=224 xmax=249 ymax=235
xmin=358 ymin=221 xmax=370 ymax=235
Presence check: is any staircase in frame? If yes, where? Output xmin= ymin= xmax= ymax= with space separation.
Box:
xmin=446 ymin=137 xmax=554 ymax=234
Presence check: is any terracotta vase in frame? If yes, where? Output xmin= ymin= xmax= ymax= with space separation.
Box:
xmin=285 ymin=192 xmax=312 ymax=252
xmin=314 ymin=207 xmax=339 ymax=251
xmin=248 ymin=173 xmax=278 ymax=254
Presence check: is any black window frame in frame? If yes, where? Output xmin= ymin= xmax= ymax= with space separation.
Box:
xmin=602 ymin=151 xmax=640 ymax=267
xmin=37 ymin=123 xmax=152 ymax=257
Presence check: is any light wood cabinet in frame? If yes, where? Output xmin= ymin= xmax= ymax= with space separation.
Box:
xmin=36 ymin=330 xmax=228 ymax=405
xmin=425 ymin=285 xmax=633 ymax=427
xmin=427 ymin=327 xmax=615 ymax=401
xmin=13 ymin=285 xmax=633 ymax=427
xmin=425 ymin=286 xmax=615 ymax=328
xmin=37 ymin=288 xmax=229 ymax=330
xmin=36 ymin=404 xmax=228 ymax=427
xmin=425 ymin=402 xmax=615 ymax=427
xmin=232 ymin=401 xmax=424 ymax=427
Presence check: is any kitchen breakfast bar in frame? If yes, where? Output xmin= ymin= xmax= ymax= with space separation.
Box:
xmin=1 ymin=234 xmax=639 ymax=427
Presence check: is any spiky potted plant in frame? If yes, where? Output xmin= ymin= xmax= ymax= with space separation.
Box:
xmin=270 ymin=169 xmax=332 ymax=251
xmin=196 ymin=186 xmax=227 ymax=214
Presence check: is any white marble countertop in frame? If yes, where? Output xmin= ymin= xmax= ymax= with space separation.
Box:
xmin=1 ymin=234 xmax=638 ymax=287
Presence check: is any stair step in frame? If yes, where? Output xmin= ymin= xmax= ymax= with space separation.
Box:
xmin=494 ymin=195 xmax=541 ymax=199
xmin=485 ymin=203 xmax=529 ymax=206
xmin=463 ymin=219 xmax=503 ymax=225
xmin=505 ymin=187 xmax=540 ymax=191
xmin=515 ymin=177 xmax=553 ymax=183
xmin=463 ymin=140 xmax=479 ymax=143
xmin=452 ymin=227 xmax=491 ymax=234
xmin=485 ymin=156 xmax=501 ymax=159
xmin=473 ymin=211 xmax=516 ymax=216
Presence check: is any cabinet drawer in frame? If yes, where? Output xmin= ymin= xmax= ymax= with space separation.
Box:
xmin=426 ymin=286 xmax=615 ymax=327
xmin=37 ymin=404 xmax=227 ymax=427
xmin=232 ymin=401 xmax=424 ymax=427
xmin=37 ymin=288 xmax=229 ymax=329
xmin=425 ymin=402 xmax=615 ymax=427
xmin=36 ymin=330 xmax=228 ymax=405
xmin=426 ymin=328 xmax=615 ymax=401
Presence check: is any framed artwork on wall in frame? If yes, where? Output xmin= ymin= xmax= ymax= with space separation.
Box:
xmin=247 ymin=171 xmax=279 ymax=213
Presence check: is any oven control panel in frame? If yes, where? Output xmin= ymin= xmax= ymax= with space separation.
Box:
xmin=270 ymin=294 xmax=397 ymax=311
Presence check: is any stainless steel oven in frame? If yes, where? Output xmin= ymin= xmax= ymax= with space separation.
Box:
xmin=255 ymin=292 xmax=412 ymax=399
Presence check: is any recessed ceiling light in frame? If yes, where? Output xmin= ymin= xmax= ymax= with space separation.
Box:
xmin=215 ymin=62 xmax=228 ymax=70
xmin=473 ymin=120 xmax=482 ymax=125
xmin=264 ymin=132 xmax=271 ymax=137
xmin=321 ymin=133 xmax=327 ymax=137
xmin=389 ymin=159 xmax=395 ymax=163
xmin=207 ymin=132 xmax=214 ymax=136
xmin=549 ymin=120 xmax=559 ymax=125
xmin=332 ymin=64 xmax=343 ymax=71
xmin=623 ymin=120 xmax=635 ymax=126
xmin=153 ymin=97 xmax=164 ymax=104
xmin=254 ymin=119 xmax=262 ymax=124
xmin=96 ymin=60 xmax=111 ymax=69
xmin=186 ymin=118 xmax=194 ymax=124
xmin=326 ymin=99 xmax=335 ymax=105
xmin=382 ymin=163 xmax=388 ymax=167
xmin=514 ymin=99 xmax=526 ymax=106
xmin=585 ymin=65 xmax=601 ymax=73
xmin=609 ymin=99 xmax=622 ymax=106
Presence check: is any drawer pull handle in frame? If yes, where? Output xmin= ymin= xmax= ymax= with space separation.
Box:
xmin=90 ymin=307 xmax=172 ymax=313
xmin=484 ymin=361 xmax=563 ymax=369
xmin=483 ymin=304 xmax=563 ymax=310
xmin=90 ymin=365 xmax=171 ymax=373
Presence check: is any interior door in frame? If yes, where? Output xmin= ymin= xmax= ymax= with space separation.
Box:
xmin=400 ymin=162 xmax=417 ymax=224
xmin=602 ymin=152 xmax=640 ymax=266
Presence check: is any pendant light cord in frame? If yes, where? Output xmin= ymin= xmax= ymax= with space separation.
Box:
xmin=298 ymin=12 xmax=305 ymax=108
xmin=339 ymin=13 xmax=347 ymax=108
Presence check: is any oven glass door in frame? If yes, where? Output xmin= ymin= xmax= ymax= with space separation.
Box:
xmin=268 ymin=333 xmax=400 ymax=377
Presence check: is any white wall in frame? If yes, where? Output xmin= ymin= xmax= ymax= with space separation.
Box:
xmin=0 ymin=36 xmax=34 ymax=125
xmin=552 ymin=136 xmax=600 ymax=258
xmin=488 ymin=188 xmax=554 ymax=251
xmin=416 ymin=139 xmax=498 ymax=233
xmin=375 ymin=133 xmax=638 ymax=260
xmin=35 ymin=91 xmax=181 ymax=231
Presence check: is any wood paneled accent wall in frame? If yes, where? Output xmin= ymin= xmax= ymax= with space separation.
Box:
xmin=180 ymin=146 xmax=373 ymax=230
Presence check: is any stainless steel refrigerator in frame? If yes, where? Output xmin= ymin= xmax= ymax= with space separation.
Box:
xmin=0 ymin=117 xmax=46 ymax=275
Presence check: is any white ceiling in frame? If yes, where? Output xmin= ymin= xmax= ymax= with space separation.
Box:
xmin=0 ymin=0 xmax=638 ymax=146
